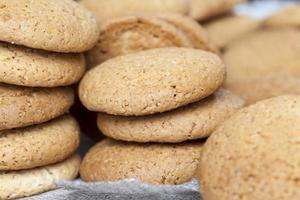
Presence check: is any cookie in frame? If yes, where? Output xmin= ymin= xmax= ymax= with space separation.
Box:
xmin=226 ymin=74 xmax=300 ymax=105
xmin=0 ymin=0 xmax=99 ymax=53
xmin=0 ymin=84 xmax=74 ymax=130
xmin=97 ymin=89 xmax=244 ymax=143
xmin=85 ymin=16 xmax=192 ymax=67
xmin=197 ymin=95 xmax=300 ymax=200
xmin=0 ymin=154 xmax=80 ymax=200
xmin=0 ymin=115 xmax=80 ymax=170
xmin=80 ymin=139 xmax=203 ymax=184
xmin=264 ymin=5 xmax=300 ymax=28
xmin=79 ymin=48 xmax=225 ymax=116
xmin=80 ymin=0 xmax=188 ymax=23
xmin=0 ymin=42 xmax=86 ymax=87
xmin=205 ymin=15 xmax=260 ymax=49
xmin=189 ymin=0 xmax=245 ymax=21
xmin=223 ymin=28 xmax=300 ymax=86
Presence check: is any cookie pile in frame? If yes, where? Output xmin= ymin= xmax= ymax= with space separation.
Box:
xmin=0 ymin=0 xmax=99 ymax=199
xmin=79 ymin=47 xmax=244 ymax=184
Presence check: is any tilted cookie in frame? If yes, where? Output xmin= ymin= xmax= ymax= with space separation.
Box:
xmin=80 ymin=139 xmax=203 ymax=184
xmin=0 ymin=154 xmax=80 ymax=200
xmin=264 ymin=5 xmax=300 ymax=28
xmin=0 ymin=84 xmax=74 ymax=130
xmin=197 ymin=95 xmax=300 ymax=200
xmin=0 ymin=0 xmax=99 ymax=52
xmin=80 ymin=48 xmax=225 ymax=116
xmin=97 ymin=89 xmax=244 ymax=143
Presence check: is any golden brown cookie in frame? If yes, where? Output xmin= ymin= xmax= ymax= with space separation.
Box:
xmin=0 ymin=84 xmax=74 ymax=130
xmin=85 ymin=16 xmax=192 ymax=67
xmin=0 ymin=42 xmax=86 ymax=87
xmin=189 ymin=0 xmax=245 ymax=21
xmin=97 ymin=89 xmax=244 ymax=143
xmin=205 ymin=15 xmax=260 ymax=49
xmin=80 ymin=139 xmax=204 ymax=184
xmin=264 ymin=5 xmax=300 ymax=28
xmin=0 ymin=154 xmax=80 ymax=200
xmin=79 ymin=48 xmax=225 ymax=116
xmin=0 ymin=0 xmax=99 ymax=53
xmin=197 ymin=95 xmax=300 ymax=200
xmin=0 ymin=115 xmax=80 ymax=170
xmin=80 ymin=0 xmax=188 ymax=23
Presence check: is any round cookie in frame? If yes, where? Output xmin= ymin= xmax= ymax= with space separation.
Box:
xmin=97 ymin=89 xmax=244 ymax=143
xmin=0 ymin=84 xmax=74 ymax=130
xmin=0 ymin=115 xmax=80 ymax=170
xmin=204 ymin=15 xmax=260 ymax=49
xmin=86 ymin=16 xmax=192 ymax=67
xmin=79 ymin=48 xmax=225 ymax=116
xmin=0 ymin=0 xmax=99 ymax=53
xmin=264 ymin=5 xmax=300 ymax=28
xmin=0 ymin=154 xmax=80 ymax=200
xmin=226 ymin=74 xmax=300 ymax=105
xmin=189 ymin=0 xmax=245 ymax=21
xmin=223 ymin=28 xmax=300 ymax=86
xmin=197 ymin=95 xmax=300 ymax=200
xmin=80 ymin=0 xmax=188 ymax=23
xmin=80 ymin=139 xmax=204 ymax=184
xmin=0 ymin=42 xmax=86 ymax=87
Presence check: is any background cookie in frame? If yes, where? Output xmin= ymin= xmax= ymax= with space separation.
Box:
xmin=86 ymin=16 xmax=192 ymax=67
xmin=0 ymin=154 xmax=80 ymax=200
xmin=197 ymin=95 xmax=300 ymax=200
xmin=80 ymin=0 xmax=188 ymax=23
xmin=0 ymin=0 xmax=99 ymax=53
xmin=264 ymin=5 xmax=300 ymax=28
xmin=0 ymin=42 xmax=86 ymax=87
xmin=0 ymin=115 xmax=80 ymax=170
xmin=80 ymin=139 xmax=204 ymax=184
xmin=97 ymin=89 xmax=244 ymax=143
xmin=80 ymin=48 xmax=225 ymax=116
xmin=0 ymin=84 xmax=74 ymax=130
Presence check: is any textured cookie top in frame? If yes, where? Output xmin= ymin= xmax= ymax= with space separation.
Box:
xmin=197 ymin=95 xmax=300 ymax=200
xmin=0 ymin=84 xmax=74 ymax=130
xmin=0 ymin=115 xmax=80 ymax=170
xmin=80 ymin=0 xmax=188 ymax=23
xmin=223 ymin=28 xmax=300 ymax=85
xmin=264 ymin=5 xmax=300 ymax=28
xmin=80 ymin=139 xmax=204 ymax=184
xmin=0 ymin=0 xmax=99 ymax=53
xmin=80 ymin=48 xmax=225 ymax=116
xmin=189 ymin=0 xmax=245 ymax=21
xmin=0 ymin=42 xmax=86 ymax=87
xmin=86 ymin=16 xmax=192 ymax=67
xmin=0 ymin=154 xmax=80 ymax=200
xmin=97 ymin=89 xmax=244 ymax=143
xmin=205 ymin=15 xmax=260 ymax=49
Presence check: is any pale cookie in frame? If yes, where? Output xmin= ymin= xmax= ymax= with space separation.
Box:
xmin=0 ymin=84 xmax=74 ymax=130
xmin=223 ymin=28 xmax=300 ymax=86
xmin=264 ymin=5 xmax=300 ymax=28
xmin=0 ymin=42 xmax=86 ymax=87
xmin=0 ymin=115 xmax=80 ymax=170
xmin=205 ymin=15 xmax=260 ymax=49
xmin=197 ymin=95 xmax=300 ymax=200
xmin=80 ymin=139 xmax=203 ymax=184
xmin=226 ymin=74 xmax=300 ymax=105
xmin=97 ymin=89 xmax=244 ymax=143
xmin=80 ymin=0 xmax=188 ymax=23
xmin=0 ymin=154 xmax=80 ymax=200
xmin=79 ymin=48 xmax=225 ymax=116
xmin=0 ymin=0 xmax=99 ymax=53
xmin=189 ymin=0 xmax=245 ymax=21
xmin=86 ymin=16 xmax=192 ymax=67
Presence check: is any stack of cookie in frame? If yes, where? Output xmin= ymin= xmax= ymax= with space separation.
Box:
xmin=79 ymin=47 xmax=244 ymax=184
xmin=0 ymin=0 xmax=99 ymax=199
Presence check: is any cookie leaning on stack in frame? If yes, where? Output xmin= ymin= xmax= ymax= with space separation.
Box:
xmin=0 ymin=0 xmax=100 ymax=199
